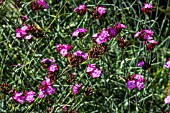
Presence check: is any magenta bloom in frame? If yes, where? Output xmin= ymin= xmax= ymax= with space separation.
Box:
xmin=164 ymin=58 xmax=170 ymax=68
xmin=86 ymin=63 xmax=102 ymax=78
xmin=134 ymin=29 xmax=154 ymax=41
xmin=48 ymin=64 xmax=58 ymax=72
xmin=126 ymin=74 xmax=145 ymax=90
xmin=127 ymin=80 xmax=136 ymax=90
xmin=72 ymin=84 xmax=81 ymax=94
xmin=73 ymin=50 xmax=88 ymax=60
xmin=56 ymin=44 xmax=72 ymax=57
xmin=107 ymin=27 xmax=117 ymax=40
xmin=16 ymin=25 xmax=33 ymax=40
xmin=137 ymin=60 xmax=145 ymax=67
xmin=93 ymin=29 xmax=109 ymax=44
xmin=36 ymin=0 xmax=49 ymax=9
xmin=97 ymin=6 xmax=106 ymax=16
xmin=141 ymin=3 xmax=152 ymax=13
xmin=38 ymin=77 xmax=55 ymax=98
xmin=74 ymin=4 xmax=86 ymax=15
xmin=13 ymin=92 xmax=25 ymax=104
xmin=72 ymin=28 xmax=87 ymax=37
xmin=25 ymin=91 xmax=36 ymax=103
xmin=164 ymin=95 xmax=170 ymax=104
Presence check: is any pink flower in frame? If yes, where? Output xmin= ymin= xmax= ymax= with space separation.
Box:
xmin=74 ymin=4 xmax=86 ymax=15
xmin=13 ymin=92 xmax=25 ymax=104
xmin=56 ymin=44 xmax=72 ymax=57
xmin=164 ymin=58 xmax=170 ymax=68
xmin=97 ymin=6 xmax=106 ymax=16
xmin=16 ymin=28 xmax=27 ymax=38
xmin=93 ymin=29 xmax=109 ymax=44
xmin=73 ymin=50 xmax=88 ymax=60
xmin=72 ymin=84 xmax=81 ymax=94
xmin=90 ymin=68 xmax=102 ymax=78
xmin=25 ymin=91 xmax=36 ymax=103
xmin=141 ymin=3 xmax=152 ymax=13
xmin=137 ymin=60 xmax=145 ymax=67
xmin=136 ymin=81 xmax=144 ymax=90
xmin=16 ymin=25 xmax=33 ymax=40
xmin=38 ymin=77 xmax=55 ymax=98
xmin=86 ymin=64 xmax=102 ymax=78
xmin=48 ymin=64 xmax=58 ymax=72
xmin=134 ymin=29 xmax=154 ymax=41
xmin=86 ymin=64 xmax=96 ymax=72
xmin=126 ymin=74 xmax=145 ymax=90
xmin=36 ymin=0 xmax=49 ymax=9
xmin=127 ymin=80 xmax=136 ymax=90
xmin=107 ymin=27 xmax=117 ymax=40
xmin=72 ymin=28 xmax=87 ymax=37
xmin=164 ymin=95 xmax=170 ymax=104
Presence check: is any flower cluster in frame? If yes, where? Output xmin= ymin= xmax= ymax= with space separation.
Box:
xmin=93 ymin=23 xmax=126 ymax=44
xmin=72 ymin=28 xmax=87 ymax=38
xmin=20 ymin=15 xmax=28 ymax=22
xmin=56 ymin=44 xmax=72 ymax=57
xmin=31 ymin=0 xmax=49 ymax=11
xmin=16 ymin=24 xmax=43 ymax=41
xmin=134 ymin=29 xmax=158 ymax=50
xmin=74 ymin=5 xmax=106 ymax=19
xmin=126 ymin=74 xmax=145 ymax=90
xmin=164 ymin=95 xmax=170 ymax=104
xmin=74 ymin=4 xmax=86 ymax=15
xmin=68 ymin=50 xmax=88 ymax=66
xmin=13 ymin=91 xmax=36 ymax=104
xmin=88 ymin=6 xmax=106 ymax=19
xmin=16 ymin=25 xmax=32 ymax=40
xmin=72 ymin=84 xmax=81 ymax=94
xmin=141 ymin=3 xmax=152 ymax=14
xmin=41 ymin=58 xmax=58 ymax=81
xmin=0 ymin=0 xmax=4 ymax=5
xmin=164 ymin=58 xmax=170 ymax=68
xmin=86 ymin=64 xmax=102 ymax=78
xmin=38 ymin=77 xmax=55 ymax=98
xmin=117 ymin=38 xmax=130 ymax=49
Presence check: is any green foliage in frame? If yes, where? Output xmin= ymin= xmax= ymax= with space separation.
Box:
xmin=0 ymin=0 xmax=170 ymax=112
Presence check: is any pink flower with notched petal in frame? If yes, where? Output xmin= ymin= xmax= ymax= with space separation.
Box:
xmin=48 ymin=64 xmax=58 ymax=72
xmin=90 ymin=68 xmax=102 ymax=78
xmin=86 ymin=64 xmax=96 ymax=72
xmin=126 ymin=80 xmax=136 ymax=90
xmin=73 ymin=50 xmax=88 ymax=60
xmin=141 ymin=3 xmax=152 ymax=14
xmin=94 ymin=29 xmax=109 ymax=44
xmin=164 ymin=58 xmax=170 ymax=68
xmin=74 ymin=4 xmax=86 ymax=15
xmin=136 ymin=81 xmax=144 ymax=90
xmin=24 ymin=34 xmax=33 ymax=40
xmin=16 ymin=28 xmax=27 ymax=38
xmin=72 ymin=84 xmax=81 ymax=94
xmin=72 ymin=28 xmax=87 ymax=37
xmin=137 ymin=60 xmax=145 ymax=67
xmin=56 ymin=44 xmax=72 ymax=57
xmin=21 ymin=25 xmax=30 ymax=31
xmin=25 ymin=91 xmax=36 ymax=103
xmin=38 ymin=77 xmax=55 ymax=98
xmin=97 ymin=6 xmax=106 ymax=15
xmin=86 ymin=63 xmax=101 ymax=78
xmin=13 ymin=92 xmax=25 ymax=104
xmin=36 ymin=0 xmax=49 ymax=9
xmin=38 ymin=88 xmax=46 ymax=98
xmin=164 ymin=95 xmax=170 ymax=104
